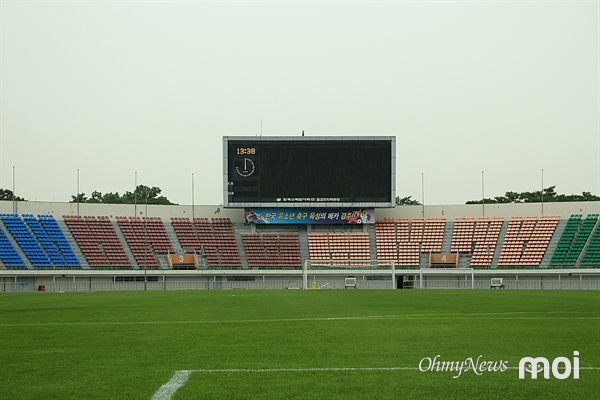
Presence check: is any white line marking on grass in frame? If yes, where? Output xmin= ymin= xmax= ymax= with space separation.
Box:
xmin=2 ymin=311 xmax=598 ymax=327
xmin=152 ymin=366 xmax=600 ymax=400
xmin=151 ymin=370 xmax=192 ymax=400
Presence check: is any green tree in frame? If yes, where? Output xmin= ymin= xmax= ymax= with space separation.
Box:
xmin=0 ymin=188 xmax=26 ymax=201
xmin=466 ymin=186 xmax=600 ymax=204
xmin=396 ymin=195 xmax=421 ymax=206
xmin=70 ymin=185 xmax=176 ymax=205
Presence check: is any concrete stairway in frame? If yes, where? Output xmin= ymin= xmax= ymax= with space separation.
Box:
xmin=57 ymin=220 xmax=89 ymax=269
xmin=111 ymin=220 xmax=139 ymax=269
xmin=457 ymin=253 xmax=472 ymax=268
xmin=298 ymin=227 xmax=310 ymax=266
xmin=576 ymin=218 xmax=599 ymax=267
xmin=234 ymin=224 xmax=251 ymax=269
xmin=491 ymin=219 xmax=509 ymax=269
xmin=366 ymin=224 xmax=377 ymax=260
xmin=540 ymin=219 xmax=567 ymax=268
xmin=419 ymin=253 xmax=429 ymax=268
xmin=0 ymin=220 xmax=32 ymax=269
xmin=156 ymin=254 xmax=170 ymax=270
xmin=441 ymin=220 xmax=454 ymax=253
xmin=164 ymin=220 xmax=185 ymax=253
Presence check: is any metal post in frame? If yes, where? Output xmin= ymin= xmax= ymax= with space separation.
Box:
xmin=12 ymin=165 xmax=16 ymax=214
xmin=481 ymin=170 xmax=485 ymax=217
xmin=191 ymin=172 xmax=195 ymax=220
xmin=391 ymin=262 xmax=396 ymax=289
xmin=145 ymin=188 xmax=149 ymax=290
xmin=421 ymin=172 xmax=425 ymax=218
xmin=76 ymin=168 xmax=80 ymax=216
xmin=134 ymin=171 xmax=138 ymax=217
xmin=541 ymin=168 xmax=544 ymax=215
xmin=419 ymin=269 xmax=423 ymax=289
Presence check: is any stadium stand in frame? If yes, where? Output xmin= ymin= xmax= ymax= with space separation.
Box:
xmin=0 ymin=214 xmax=52 ymax=267
xmin=170 ymin=217 xmax=242 ymax=268
xmin=242 ymin=232 xmax=301 ymax=268
xmin=24 ymin=214 xmax=80 ymax=267
xmin=116 ymin=217 xmax=174 ymax=268
xmin=497 ymin=215 xmax=560 ymax=267
xmin=375 ymin=218 xmax=445 ymax=267
xmin=63 ymin=216 xmax=131 ymax=268
xmin=308 ymin=232 xmax=371 ymax=266
xmin=450 ymin=217 xmax=503 ymax=268
xmin=551 ymin=214 xmax=598 ymax=266
xmin=0 ymin=226 xmax=26 ymax=268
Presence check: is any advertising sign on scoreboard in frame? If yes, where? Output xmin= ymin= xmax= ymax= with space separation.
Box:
xmin=244 ymin=208 xmax=375 ymax=225
xmin=223 ymin=136 xmax=395 ymax=208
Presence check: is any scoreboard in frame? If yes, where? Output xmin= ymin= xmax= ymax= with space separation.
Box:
xmin=223 ymin=136 xmax=395 ymax=208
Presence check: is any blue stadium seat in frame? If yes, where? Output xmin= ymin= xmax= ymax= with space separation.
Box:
xmin=0 ymin=224 xmax=26 ymax=268
xmin=0 ymin=214 xmax=81 ymax=268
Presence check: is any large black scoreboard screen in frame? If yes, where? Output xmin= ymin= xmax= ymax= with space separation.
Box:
xmin=223 ymin=137 xmax=395 ymax=207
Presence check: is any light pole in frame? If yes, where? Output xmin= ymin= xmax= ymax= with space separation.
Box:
xmin=481 ymin=170 xmax=485 ymax=217
xmin=134 ymin=171 xmax=138 ymax=217
xmin=144 ymin=187 xmax=149 ymax=291
xmin=12 ymin=166 xmax=16 ymax=214
xmin=541 ymin=168 xmax=544 ymax=215
xmin=191 ymin=172 xmax=195 ymax=220
xmin=76 ymin=168 xmax=80 ymax=216
xmin=421 ymin=172 xmax=425 ymax=218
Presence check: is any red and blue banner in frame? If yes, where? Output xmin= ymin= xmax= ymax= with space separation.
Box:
xmin=244 ymin=208 xmax=375 ymax=225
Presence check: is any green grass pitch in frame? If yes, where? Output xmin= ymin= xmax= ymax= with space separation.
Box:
xmin=1 ymin=290 xmax=599 ymax=399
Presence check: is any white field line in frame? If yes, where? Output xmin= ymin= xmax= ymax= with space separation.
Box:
xmin=151 ymin=370 xmax=192 ymax=400
xmin=1 ymin=311 xmax=599 ymax=327
xmin=152 ymin=366 xmax=600 ymax=400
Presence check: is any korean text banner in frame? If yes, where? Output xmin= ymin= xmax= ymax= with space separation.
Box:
xmin=244 ymin=208 xmax=375 ymax=224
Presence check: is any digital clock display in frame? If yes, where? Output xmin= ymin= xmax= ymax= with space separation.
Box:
xmin=236 ymin=147 xmax=256 ymax=155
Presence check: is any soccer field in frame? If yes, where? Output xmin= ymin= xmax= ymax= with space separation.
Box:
xmin=1 ymin=290 xmax=599 ymax=400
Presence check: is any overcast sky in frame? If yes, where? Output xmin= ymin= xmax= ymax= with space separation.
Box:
xmin=0 ymin=0 xmax=598 ymax=206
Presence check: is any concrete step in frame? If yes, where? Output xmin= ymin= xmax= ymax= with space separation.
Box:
xmin=164 ymin=220 xmax=185 ymax=253
xmin=419 ymin=253 xmax=429 ymax=268
xmin=366 ymin=224 xmax=377 ymax=260
xmin=577 ymin=217 xmax=599 ymax=266
xmin=111 ymin=220 xmax=139 ymax=269
xmin=57 ymin=220 xmax=89 ymax=269
xmin=541 ymin=219 xmax=567 ymax=268
xmin=234 ymin=224 xmax=251 ymax=269
xmin=156 ymin=253 xmax=170 ymax=270
xmin=491 ymin=219 xmax=509 ymax=269
xmin=441 ymin=220 xmax=454 ymax=253
xmin=298 ymin=226 xmax=310 ymax=266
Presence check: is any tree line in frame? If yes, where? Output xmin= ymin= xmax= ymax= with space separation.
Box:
xmin=1 ymin=185 xmax=598 ymax=206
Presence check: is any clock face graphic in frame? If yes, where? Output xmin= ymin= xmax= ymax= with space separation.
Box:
xmin=234 ymin=157 xmax=255 ymax=177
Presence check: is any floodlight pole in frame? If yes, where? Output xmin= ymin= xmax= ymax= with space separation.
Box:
xmin=541 ymin=168 xmax=544 ymax=215
xmin=481 ymin=170 xmax=485 ymax=217
xmin=134 ymin=171 xmax=138 ymax=217
xmin=391 ymin=262 xmax=396 ymax=289
xmin=421 ymin=172 xmax=425 ymax=218
xmin=144 ymin=188 xmax=149 ymax=291
xmin=76 ymin=168 xmax=80 ymax=216
xmin=191 ymin=172 xmax=195 ymax=220
xmin=12 ymin=166 xmax=16 ymax=214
